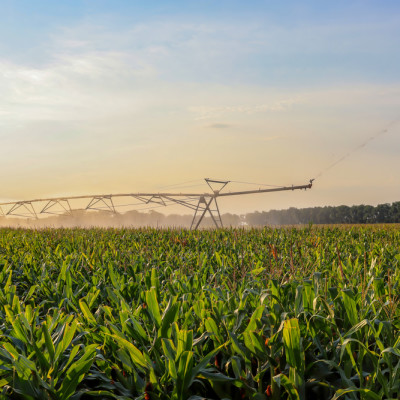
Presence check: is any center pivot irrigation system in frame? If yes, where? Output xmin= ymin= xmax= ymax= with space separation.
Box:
xmin=0 ymin=178 xmax=314 ymax=229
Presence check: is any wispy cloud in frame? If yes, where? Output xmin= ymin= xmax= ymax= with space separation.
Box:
xmin=206 ymin=123 xmax=232 ymax=129
xmin=188 ymin=98 xmax=303 ymax=120
xmin=0 ymin=50 xmax=155 ymax=127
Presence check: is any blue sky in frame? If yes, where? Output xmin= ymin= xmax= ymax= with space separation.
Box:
xmin=0 ymin=1 xmax=399 ymax=212
xmin=3 ymin=0 xmax=399 ymax=84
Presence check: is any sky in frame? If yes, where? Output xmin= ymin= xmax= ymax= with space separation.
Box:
xmin=0 ymin=0 xmax=399 ymax=214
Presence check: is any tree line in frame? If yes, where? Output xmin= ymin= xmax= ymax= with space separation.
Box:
xmin=245 ymin=201 xmax=400 ymax=226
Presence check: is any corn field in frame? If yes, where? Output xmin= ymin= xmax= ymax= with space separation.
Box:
xmin=0 ymin=225 xmax=400 ymax=399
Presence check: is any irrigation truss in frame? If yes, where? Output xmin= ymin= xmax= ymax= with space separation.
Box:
xmin=0 ymin=178 xmax=313 ymax=229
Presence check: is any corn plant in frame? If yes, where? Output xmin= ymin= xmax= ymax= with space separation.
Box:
xmin=0 ymin=225 xmax=399 ymax=399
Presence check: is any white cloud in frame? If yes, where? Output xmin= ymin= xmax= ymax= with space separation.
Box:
xmin=0 ymin=51 xmax=155 ymax=127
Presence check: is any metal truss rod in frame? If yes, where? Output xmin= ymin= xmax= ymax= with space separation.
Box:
xmin=217 ymin=181 xmax=313 ymax=197
xmin=163 ymin=196 xmax=201 ymax=211
xmin=205 ymin=178 xmax=230 ymax=194
xmin=40 ymin=199 xmax=73 ymax=215
xmin=5 ymin=202 xmax=37 ymax=219
xmin=86 ymin=196 xmax=116 ymax=213
xmin=0 ymin=192 xmax=208 ymax=206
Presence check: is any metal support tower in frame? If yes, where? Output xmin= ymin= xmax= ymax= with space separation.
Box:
xmin=190 ymin=179 xmax=228 ymax=229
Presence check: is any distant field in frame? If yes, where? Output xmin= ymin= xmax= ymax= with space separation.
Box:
xmin=0 ymin=226 xmax=399 ymax=399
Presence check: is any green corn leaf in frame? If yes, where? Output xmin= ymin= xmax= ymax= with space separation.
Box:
xmin=214 ymin=252 xmax=222 ymax=267
xmin=0 ymin=377 xmax=11 ymax=387
xmin=4 ymin=270 xmax=12 ymax=292
xmin=24 ymin=285 xmax=38 ymax=301
xmin=251 ymin=267 xmax=264 ymax=276
xmin=243 ymin=331 xmax=256 ymax=355
xmin=12 ymin=354 xmax=37 ymax=380
xmin=302 ymin=280 xmax=314 ymax=313
xmin=190 ymin=343 xmax=225 ymax=384
xmin=87 ymin=288 xmax=101 ymax=309
xmin=59 ymin=347 xmax=96 ymax=400
xmin=230 ymin=356 xmax=242 ymax=379
xmin=59 ymin=260 xmax=68 ymax=282
xmin=283 ymin=319 xmax=304 ymax=372
xmin=32 ymin=340 xmax=51 ymax=371
xmin=295 ymin=285 xmax=303 ymax=316
xmin=168 ymin=358 xmax=178 ymax=380
xmin=229 ymin=331 xmax=250 ymax=360
xmin=145 ymin=288 xmax=162 ymax=329
xmin=54 ymin=320 xmax=78 ymax=362
xmin=382 ymin=347 xmax=400 ymax=357
xmin=343 ymin=319 xmax=370 ymax=338
xmin=283 ymin=318 xmax=305 ymax=399
xmin=248 ymin=331 xmax=267 ymax=358
xmin=79 ymin=299 xmax=97 ymax=325
xmin=373 ymin=277 xmax=385 ymax=299
xmin=159 ymin=302 xmax=179 ymax=339
xmin=332 ymin=388 xmax=381 ymax=400
xmin=273 ymin=374 xmax=300 ymax=400
xmin=107 ymin=262 xmax=120 ymax=290
xmin=126 ymin=317 xmax=148 ymax=342
xmin=244 ymin=305 xmax=264 ymax=333
xmin=150 ymin=267 xmax=160 ymax=296
xmin=341 ymin=289 xmax=358 ymax=326
xmin=176 ymin=329 xmax=193 ymax=361
xmin=61 ymin=343 xmax=82 ymax=375
xmin=3 ymin=306 xmax=29 ymax=344
xmin=42 ymin=322 xmax=55 ymax=364
xmin=205 ymin=317 xmax=223 ymax=344
xmin=197 ymin=369 xmax=237 ymax=386
xmin=162 ymin=338 xmax=177 ymax=362
xmin=176 ymin=350 xmax=194 ymax=398
xmin=2 ymin=342 xmax=20 ymax=360
xmin=109 ymin=334 xmax=150 ymax=372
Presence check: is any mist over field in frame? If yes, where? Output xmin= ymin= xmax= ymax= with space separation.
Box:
xmin=1 ymin=200 xmax=399 ymax=228
xmin=0 ymin=210 xmax=240 ymax=229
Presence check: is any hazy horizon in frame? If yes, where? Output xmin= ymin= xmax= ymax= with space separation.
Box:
xmin=1 ymin=1 xmax=399 ymax=215
xmin=2 ymin=198 xmax=399 ymax=229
